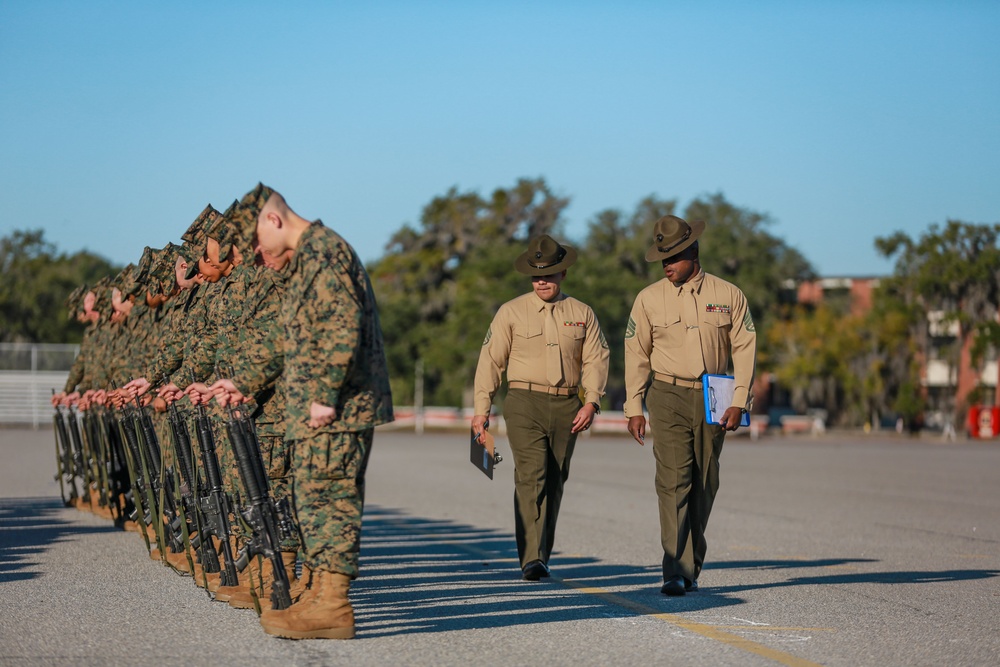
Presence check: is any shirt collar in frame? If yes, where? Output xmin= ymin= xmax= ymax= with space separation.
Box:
xmin=531 ymin=292 xmax=565 ymax=311
xmin=674 ymin=269 xmax=705 ymax=295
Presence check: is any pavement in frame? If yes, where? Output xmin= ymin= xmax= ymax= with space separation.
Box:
xmin=1 ymin=426 xmax=998 ymax=666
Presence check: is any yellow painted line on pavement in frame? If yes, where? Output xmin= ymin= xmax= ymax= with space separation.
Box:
xmin=390 ymin=521 xmax=827 ymax=666
xmin=560 ymin=579 xmax=827 ymax=667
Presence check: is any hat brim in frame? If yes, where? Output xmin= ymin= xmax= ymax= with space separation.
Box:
xmin=645 ymin=219 xmax=706 ymax=262
xmin=183 ymin=258 xmax=202 ymax=280
xmin=514 ymin=245 xmax=578 ymax=276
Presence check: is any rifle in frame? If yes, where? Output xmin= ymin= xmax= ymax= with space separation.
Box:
xmin=64 ymin=405 xmax=95 ymax=505
xmin=127 ymin=383 xmax=186 ymax=555
xmin=114 ymin=385 xmax=157 ymax=554
xmin=52 ymin=394 xmax=79 ymax=506
xmin=190 ymin=378 xmax=240 ymax=587
xmin=81 ymin=407 xmax=112 ymax=512
xmin=224 ymin=398 xmax=294 ymax=609
xmin=164 ymin=381 xmax=221 ymax=576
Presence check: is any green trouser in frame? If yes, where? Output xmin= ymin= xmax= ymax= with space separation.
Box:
xmin=504 ymin=388 xmax=580 ymax=568
xmin=646 ymin=380 xmax=726 ymax=583
xmin=290 ymin=429 xmax=373 ymax=578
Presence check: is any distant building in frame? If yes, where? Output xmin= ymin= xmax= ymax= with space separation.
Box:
xmin=782 ymin=276 xmax=998 ymax=427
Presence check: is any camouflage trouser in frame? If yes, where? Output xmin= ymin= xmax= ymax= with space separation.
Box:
xmin=290 ymin=429 xmax=373 ymax=578
xmin=258 ymin=433 xmax=299 ymax=551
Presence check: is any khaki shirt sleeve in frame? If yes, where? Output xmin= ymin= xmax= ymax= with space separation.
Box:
xmin=473 ymin=308 xmax=512 ymax=416
xmin=623 ymin=291 xmax=654 ymax=418
xmin=580 ymin=307 xmax=610 ymax=406
xmin=728 ymin=288 xmax=757 ymax=410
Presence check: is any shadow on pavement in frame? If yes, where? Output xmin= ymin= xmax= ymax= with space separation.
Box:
xmin=353 ymin=505 xmax=747 ymax=637
xmin=0 ymin=496 xmax=119 ymax=584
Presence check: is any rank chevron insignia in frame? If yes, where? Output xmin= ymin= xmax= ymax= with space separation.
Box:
xmin=625 ymin=316 xmax=636 ymax=339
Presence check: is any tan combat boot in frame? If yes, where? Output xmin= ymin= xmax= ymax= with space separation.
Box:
xmin=213 ymin=568 xmax=251 ymax=602
xmin=259 ymin=571 xmax=355 ymax=640
xmin=229 ymin=551 xmax=299 ymax=610
xmin=290 ymin=562 xmax=311 ymax=602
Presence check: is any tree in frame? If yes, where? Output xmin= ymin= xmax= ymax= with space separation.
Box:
xmin=0 ymin=229 xmax=119 ymax=344
xmin=876 ymin=220 xmax=1000 ymax=421
xmin=369 ymin=178 xmax=569 ymax=406
xmin=681 ymin=193 xmax=814 ymax=365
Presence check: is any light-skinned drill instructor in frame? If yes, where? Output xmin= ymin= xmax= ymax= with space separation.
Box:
xmin=624 ymin=215 xmax=756 ymax=596
xmin=473 ymin=235 xmax=610 ymax=581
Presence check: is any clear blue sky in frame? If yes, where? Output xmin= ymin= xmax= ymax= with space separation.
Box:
xmin=2 ymin=1 xmax=997 ymax=277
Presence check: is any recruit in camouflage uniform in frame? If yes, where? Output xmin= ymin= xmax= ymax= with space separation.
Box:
xmin=213 ymin=185 xmax=393 ymax=640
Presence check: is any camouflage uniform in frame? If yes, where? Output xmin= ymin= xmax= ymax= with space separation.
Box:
xmin=249 ymin=221 xmax=393 ymax=578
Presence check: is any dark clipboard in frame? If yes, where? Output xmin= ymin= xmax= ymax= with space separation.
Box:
xmin=470 ymin=428 xmax=501 ymax=479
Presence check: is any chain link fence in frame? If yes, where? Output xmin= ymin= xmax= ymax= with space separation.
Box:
xmin=0 ymin=343 xmax=77 ymax=428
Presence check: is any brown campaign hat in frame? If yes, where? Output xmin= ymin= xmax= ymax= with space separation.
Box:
xmin=644 ymin=215 xmax=706 ymax=262
xmin=514 ymin=234 xmax=578 ymax=276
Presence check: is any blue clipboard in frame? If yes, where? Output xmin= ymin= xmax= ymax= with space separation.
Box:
xmin=703 ymin=374 xmax=750 ymax=426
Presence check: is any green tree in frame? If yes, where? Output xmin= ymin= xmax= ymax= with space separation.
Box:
xmin=0 ymin=229 xmax=119 ymax=343
xmin=369 ymin=178 xmax=569 ymax=406
xmin=681 ymin=193 xmax=814 ymax=365
xmin=876 ymin=220 xmax=1000 ymax=421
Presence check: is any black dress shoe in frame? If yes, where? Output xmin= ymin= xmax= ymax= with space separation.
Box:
xmin=660 ymin=575 xmax=686 ymax=596
xmin=522 ymin=560 xmax=550 ymax=581
xmin=685 ymin=579 xmax=698 ymax=592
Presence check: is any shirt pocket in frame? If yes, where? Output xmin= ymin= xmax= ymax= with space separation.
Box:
xmin=652 ymin=313 xmax=684 ymax=348
xmin=513 ymin=321 xmax=543 ymax=339
xmin=701 ymin=312 xmax=732 ymax=333
xmin=559 ymin=323 xmax=585 ymax=357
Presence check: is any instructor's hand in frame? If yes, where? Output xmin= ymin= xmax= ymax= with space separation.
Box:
xmin=571 ymin=403 xmax=598 ymax=434
xmin=627 ymin=416 xmax=646 ymax=446
xmin=719 ymin=407 xmax=744 ymax=432
xmin=471 ymin=415 xmax=489 ymax=441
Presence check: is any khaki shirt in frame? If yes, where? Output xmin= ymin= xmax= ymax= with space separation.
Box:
xmin=623 ymin=270 xmax=756 ymax=418
xmin=474 ymin=292 xmax=610 ymax=415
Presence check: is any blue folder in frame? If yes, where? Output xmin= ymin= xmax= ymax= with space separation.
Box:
xmin=703 ymin=374 xmax=750 ymax=427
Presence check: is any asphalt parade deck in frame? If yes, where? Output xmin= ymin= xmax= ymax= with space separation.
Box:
xmin=1 ymin=426 xmax=998 ymax=666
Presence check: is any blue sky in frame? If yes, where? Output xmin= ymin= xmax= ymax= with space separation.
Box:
xmin=1 ymin=1 xmax=997 ymax=277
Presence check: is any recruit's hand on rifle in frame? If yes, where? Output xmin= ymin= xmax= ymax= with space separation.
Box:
xmin=51 ymin=392 xmax=65 ymax=407
xmin=185 ymin=382 xmax=213 ymax=405
xmin=208 ymin=378 xmax=246 ymax=407
xmin=157 ymin=382 xmax=185 ymax=404
xmin=123 ymin=377 xmax=151 ymax=399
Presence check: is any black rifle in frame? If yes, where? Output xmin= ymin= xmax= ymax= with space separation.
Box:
xmin=165 ymin=389 xmax=221 ymax=575
xmin=191 ymin=392 xmax=240 ymax=587
xmin=128 ymin=387 xmax=185 ymax=554
xmin=81 ymin=408 xmax=111 ymax=512
xmin=114 ymin=389 xmax=158 ymax=554
xmin=52 ymin=398 xmax=79 ymax=506
xmin=64 ymin=405 xmax=95 ymax=504
xmin=224 ymin=401 xmax=294 ymax=609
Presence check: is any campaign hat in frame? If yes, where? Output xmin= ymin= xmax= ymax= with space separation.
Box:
xmin=644 ymin=215 xmax=706 ymax=262
xmin=514 ymin=234 xmax=577 ymax=276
